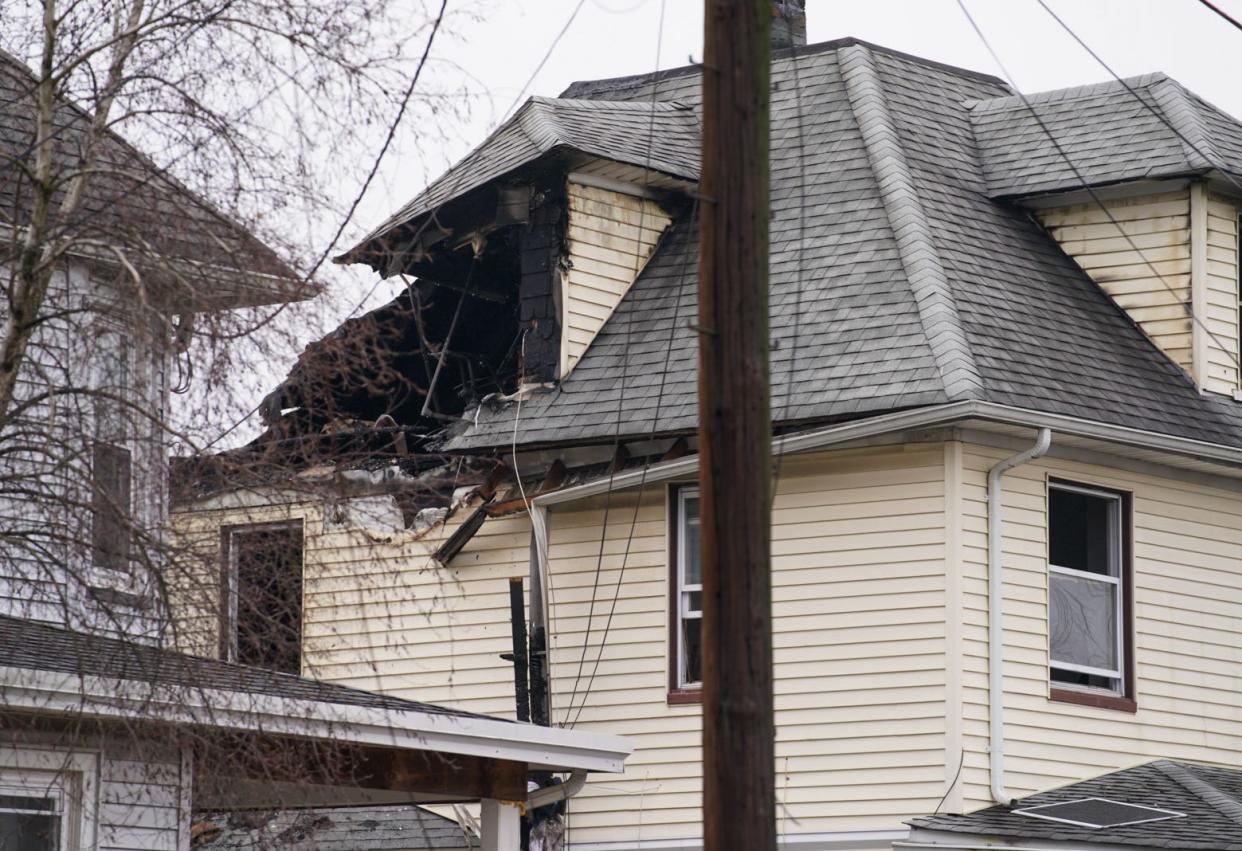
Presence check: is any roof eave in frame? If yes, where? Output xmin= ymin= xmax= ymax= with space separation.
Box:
xmin=521 ymin=400 xmax=1242 ymax=507
xmin=0 ymin=663 xmax=632 ymax=774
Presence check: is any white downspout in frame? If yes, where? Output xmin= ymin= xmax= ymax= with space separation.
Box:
xmin=986 ymin=427 xmax=1051 ymax=806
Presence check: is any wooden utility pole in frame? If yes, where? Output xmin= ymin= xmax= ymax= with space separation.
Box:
xmin=698 ymin=1 xmax=774 ymax=849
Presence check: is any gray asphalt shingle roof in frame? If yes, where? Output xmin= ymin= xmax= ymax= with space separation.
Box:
xmin=0 ymin=614 xmax=490 ymax=721
xmin=968 ymin=72 xmax=1242 ymax=198
xmin=0 ymin=49 xmax=297 ymax=294
xmin=200 ymin=805 xmax=475 ymax=850
xmin=341 ymin=96 xmax=700 ymax=263
xmin=432 ymin=37 xmax=1242 ymax=453
xmin=911 ymin=760 xmax=1242 ymax=850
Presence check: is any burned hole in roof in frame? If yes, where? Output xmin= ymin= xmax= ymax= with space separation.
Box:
xmin=1013 ymin=798 xmax=1186 ymax=829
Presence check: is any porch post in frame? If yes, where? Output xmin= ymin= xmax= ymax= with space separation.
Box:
xmin=480 ymin=798 xmax=522 ymax=851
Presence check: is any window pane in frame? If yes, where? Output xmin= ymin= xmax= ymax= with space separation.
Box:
xmin=0 ymin=811 xmax=58 ymax=850
xmin=683 ymin=496 xmax=701 ymax=586
xmin=92 ymin=441 xmax=132 ymax=571
xmin=682 ymin=617 xmax=701 ymax=685
xmin=1049 ymin=488 xmax=1114 ymax=575
xmin=684 ymin=591 xmax=701 ymax=616
xmin=1050 ymin=571 xmax=1118 ymax=673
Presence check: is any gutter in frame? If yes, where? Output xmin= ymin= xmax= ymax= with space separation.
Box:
xmin=0 ymin=665 xmax=631 ymax=774
xmin=985 ymin=428 xmax=1051 ymax=806
xmin=529 ymin=400 xmax=1242 ymax=508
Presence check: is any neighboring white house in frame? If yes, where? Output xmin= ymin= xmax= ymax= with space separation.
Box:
xmin=0 ymin=47 xmax=629 ymax=851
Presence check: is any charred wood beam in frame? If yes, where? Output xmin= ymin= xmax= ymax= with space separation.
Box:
xmin=484 ymin=459 xmax=567 ymax=517
xmin=432 ymin=503 xmax=490 ymax=566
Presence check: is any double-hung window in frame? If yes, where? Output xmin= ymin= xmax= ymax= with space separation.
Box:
xmin=1048 ymin=481 xmax=1130 ymax=701
xmin=672 ymin=487 xmax=702 ymax=693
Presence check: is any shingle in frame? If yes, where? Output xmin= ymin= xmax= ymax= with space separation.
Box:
xmin=342 ymin=97 xmax=701 ymax=261
xmin=200 ymin=805 xmax=475 ymax=850
xmin=432 ymin=37 xmax=1242 ymax=453
xmin=911 ymin=760 xmax=1242 ymax=850
xmin=0 ymin=49 xmax=296 ymax=291
xmin=0 ymin=614 xmax=493 ymax=721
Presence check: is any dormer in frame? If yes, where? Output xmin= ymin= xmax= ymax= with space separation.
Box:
xmin=338 ymin=96 xmax=698 ymax=410
xmin=969 ymin=75 xmax=1242 ymax=397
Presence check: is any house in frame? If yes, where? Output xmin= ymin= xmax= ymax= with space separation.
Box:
xmin=0 ymin=47 xmax=628 ymax=851
xmin=171 ymin=6 xmax=1242 ymax=851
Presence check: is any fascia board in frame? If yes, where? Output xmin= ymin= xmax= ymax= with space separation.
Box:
xmin=0 ymin=665 xmax=631 ymax=773
xmin=531 ymin=400 xmax=1242 ymax=507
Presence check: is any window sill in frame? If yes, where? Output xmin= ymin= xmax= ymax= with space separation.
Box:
xmin=667 ymin=688 xmax=701 ymax=706
xmin=1050 ymin=687 xmax=1136 ymax=713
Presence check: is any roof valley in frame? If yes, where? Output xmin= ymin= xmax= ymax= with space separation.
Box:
xmin=837 ymin=43 xmax=984 ymax=402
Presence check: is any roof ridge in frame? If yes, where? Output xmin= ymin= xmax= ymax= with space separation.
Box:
xmin=560 ymin=36 xmax=1008 ymax=100
xmin=1152 ymin=760 xmax=1242 ymax=827
xmin=530 ymin=94 xmax=694 ymax=113
xmin=518 ymin=97 xmax=565 ymax=150
xmin=1150 ymin=78 xmax=1222 ymax=172
xmin=838 ymin=43 xmax=983 ymax=401
xmin=967 ymin=72 xmax=1171 ymax=112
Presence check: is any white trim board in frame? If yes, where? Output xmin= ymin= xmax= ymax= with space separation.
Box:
xmin=569 ymin=828 xmax=909 ymax=851
xmin=0 ymin=665 xmax=631 ymax=774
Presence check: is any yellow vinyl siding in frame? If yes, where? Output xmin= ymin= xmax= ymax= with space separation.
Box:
xmin=171 ymin=495 xmax=531 ymax=718
xmin=1039 ymin=190 xmax=1193 ymax=374
xmin=304 ymin=509 xmax=531 ymax=715
xmin=561 ymin=181 xmax=671 ymax=376
xmin=1206 ymin=193 xmax=1240 ymax=392
xmin=546 ymin=444 xmax=949 ymax=844
xmin=957 ymin=444 xmax=1242 ymax=810
xmin=167 ymin=499 xmax=311 ymax=661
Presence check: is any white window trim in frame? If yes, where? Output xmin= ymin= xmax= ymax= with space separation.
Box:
xmin=0 ymin=747 xmax=98 ymax=851
xmin=675 ymin=487 xmax=701 ymax=690
xmin=1048 ymin=482 xmax=1126 ymax=694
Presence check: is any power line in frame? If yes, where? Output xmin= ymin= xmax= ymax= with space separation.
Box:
xmin=1035 ymin=0 xmax=1242 ymax=198
xmin=957 ymin=0 xmax=1242 ymax=380
xmin=562 ymin=0 xmax=680 ymax=728
xmin=1196 ymin=0 xmax=1242 ymax=33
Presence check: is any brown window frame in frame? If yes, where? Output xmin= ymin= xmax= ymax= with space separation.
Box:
xmin=219 ymin=519 xmax=305 ymax=674
xmin=667 ymin=484 xmax=702 ymax=706
xmin=1047 ymin=478 xmax=1136 ymax=713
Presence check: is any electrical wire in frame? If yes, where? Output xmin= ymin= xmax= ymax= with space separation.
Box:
xmin=1196 ymin=0 xmax=1242 ymax=33
xmin=1035 ymin=0 xmax=1242 ymax=198
xmin=562 ymin=0 xmax=673 ymax=727
xmin=957 ymin=0 xmax=1242 ymax=379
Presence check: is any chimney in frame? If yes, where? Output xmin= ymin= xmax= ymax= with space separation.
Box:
xmin=772 ymin=0 xmax=807 ymax=48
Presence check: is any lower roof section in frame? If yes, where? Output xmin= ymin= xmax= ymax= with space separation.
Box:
xmin=904 ymin=759 xmax=1242 ymax=850
xmin=0 ymin=615 xmax=630 ymax=776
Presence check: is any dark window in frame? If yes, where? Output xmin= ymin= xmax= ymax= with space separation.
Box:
xmin=1048 ymin=483 xmax=1129 ymax=698
xmin=0 ymin=793 xmax=59 ymax=851
xmin=223 ymin=523 xmax=304 ymax=674
xmin=91 ymin=441 xmax=131 ymax=571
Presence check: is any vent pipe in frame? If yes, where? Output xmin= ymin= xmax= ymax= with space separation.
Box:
xmin=772 ymin=0 xmax=807 ymax=48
